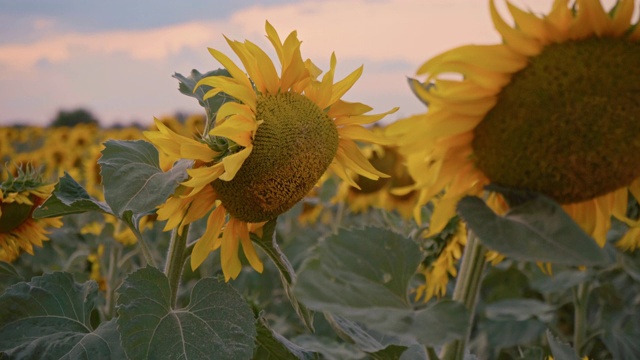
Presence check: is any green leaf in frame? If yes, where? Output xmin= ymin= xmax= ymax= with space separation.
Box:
xmin=484 ymin=299 xmax=555 ymax=322
xmin=293 ymin=227 xmax=468 ymax=346
xmin=369 ymin=345 xmax=409 ymax=360
xmin=546 ymin=330 xmax=580 ymax=360
xmin=254 ymin=316 xmax=318 ymax=360
xmin=98 ymin=140 xmax=192 ymax=217
xmin=174 ymin=69 xmax=233 ymax=120
xmin=324 ymin=314 xmax=390 ymax=353
xmin=0 ymin=261 xmax=23 ymax=294
xmin=33 ymin=172 xmax=111 ymax=218
xmin=457 ymin=195 xmax=609 ymax=266
xmin=0 ymin=272 xmax=125 ymax=359
xmin=116 ymin=266 xmax=256 ymax=360
xmin=251 ymin=218 xmax=314 ymax=331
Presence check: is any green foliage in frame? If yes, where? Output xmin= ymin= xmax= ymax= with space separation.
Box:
xmin=98 ymin=140 xmax=191 ymax=218
xmin=116 ymin=266 xmax=256 ymax=360
xmin=0 ymin=272 xmax=125 ymax=359
xmin=294 ymin=227 xmax=469 ymax=347
xmin=49 ymin=108 xmax=99 ymax=127
xmin=33 ymin=172 xmax=111 ymax=218
xmin=174 ymin=69 xmax=233 ymax=123
xmin=457 ymin=195 xmax=609 ymax=266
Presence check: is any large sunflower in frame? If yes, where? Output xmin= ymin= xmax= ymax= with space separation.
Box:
xmin=0 ymin=168 xmax=62 ymax=263
xmin=145 ymin=21 xmax=397 ymax=281
xmin=390 ymin=0 xmax=640 ymax=250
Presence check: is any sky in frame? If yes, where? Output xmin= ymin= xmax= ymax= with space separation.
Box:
xmin=0 ymin=0 xmax=620 ymax=127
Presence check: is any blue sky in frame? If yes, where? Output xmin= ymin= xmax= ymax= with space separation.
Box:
xmin=0 ymin=0 xmax=571 ymax=127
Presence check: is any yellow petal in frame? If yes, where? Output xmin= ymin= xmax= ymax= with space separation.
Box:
xmin=183 ymin=164 xmax=225 ymax=194
xmin=245 ymin=40 xmax=280 ymax=94
xmin=333 ymin=107 xmax=399 ymax=127
xmin=209 ymin=116 xmax=255 ymax=147
xmin=426 ymin=196 xmax=461 ymax=236
xmin=207 ymin=47 xmax=252 ymax=89
xmin=191 ymin=205 xmax=226 ymax=270
xmin=221 ymin=218 xmax=242 ymax=281
xmin=609 ymin=0 xmax=634 ymax=36
xmin=219 ymin=147 xmax=252 ymax=181
xmin=180 ymin=141 xmax=217 ymax=162
xmin=490 ymin=0 xmax=543 ymax=56
xmin=328 ymin=65 xmax=363 ymax=106
xmin=338 ymin=125 xmax=392 ymax=145
xmin=327 ymin=100 xmax=372 ymax=118
xmin=329 ymin=160 xmax=360 ymax=189
xmin=196 ymin=76 xmax=257 ymax=109
xmin=336 ymin=139 xmax=389 ymax=180
xmin=215 ymin=102 xmax=255 ymax=125
xmin=238 ymin=223 xmax=264 ymax=273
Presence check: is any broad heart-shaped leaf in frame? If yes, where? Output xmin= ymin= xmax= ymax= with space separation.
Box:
xmin=98 ymin=140 xmax=192 ymax=217
xmin=457 ymin=195 xmax=609 ymax=266
xmin=116 ymin=266 xmax=256 ymax=360
xmin=174 ymin=69 xmax=233 ymax=120
xmin=293 ymin=227 xmax=468 ymax=346
xmin=33 ymin=172 xmax=112 ymax=218
xmin=251 ymin=218 xmax=314 ymax=331
xmin=254 ymin=316 xmax=318 ymax=360
xmin=0 ymin=272 xmax=125 ymax=359
xmin=0 ymin=261 xmax=23 ymax=294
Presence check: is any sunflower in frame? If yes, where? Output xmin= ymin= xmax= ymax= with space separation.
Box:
xmin=145 ymin=21 xmax=398 ymax=281
xmin=0 ymin=167 xmax=62 ymax=263
xmin=389 ymin=0 xmax=640 ymax=251
xmin=333 ymin=138 xmax=419 ymax=220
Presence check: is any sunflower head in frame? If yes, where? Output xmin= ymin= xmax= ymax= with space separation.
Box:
xmin=0 ymin=165 xmax=62 ymax=263
xmin=146 ymin=21 xmax=397 ymax=280
xmin=212 ymin=92 xmax=340 ymax=223
xmin=391 ymin=0 xmax=640 ymax=248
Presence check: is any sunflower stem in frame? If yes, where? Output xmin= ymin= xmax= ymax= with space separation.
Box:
xmin=440 ymin=230 xmax=487 ymax=360
xmin=573 ymin=282 xmax=589 ymax=356
xmin=165 ymin=224 xmax=190 ymax=308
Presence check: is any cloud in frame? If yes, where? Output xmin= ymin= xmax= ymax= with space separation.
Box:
xmin=0 ymin=0 xmax=582 ymax=126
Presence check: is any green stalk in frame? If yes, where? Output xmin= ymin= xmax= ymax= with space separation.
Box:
xmin=165 ymin=225 xmax=190 ymax=308
xmin=440 ymin=230 xmax=487 ymax=360
xmin=573 ymin=282 xmax=589 ymax=356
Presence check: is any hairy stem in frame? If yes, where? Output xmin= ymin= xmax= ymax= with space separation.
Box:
xmin=165 ymin=225 xmax=190 ymax=308
xmin=440 ymin=230 xmax=487 ymax=360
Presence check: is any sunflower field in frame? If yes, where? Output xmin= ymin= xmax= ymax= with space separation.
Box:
xmin=1 ymin=1 xmax=640 ymax=359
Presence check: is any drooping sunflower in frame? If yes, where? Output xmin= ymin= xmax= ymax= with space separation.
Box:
xmin=333 ymin=134 xmax=419 ymax=220
xmin=145 ymin=21 xmax=398 ymax=281
xmin=390 ymin=0 xmax=640 ymax=250
xmin=0 ymin=167 xmax=62 ymax=263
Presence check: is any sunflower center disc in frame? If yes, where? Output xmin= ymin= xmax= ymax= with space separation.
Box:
xmin=472 ymin=37 xmax=640 ymax=204
xmin=212 ymin=92 xmax=339 ymax=222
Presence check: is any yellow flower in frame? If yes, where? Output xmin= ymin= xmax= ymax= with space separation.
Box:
xmin=390 ymin=0 xmax=640 ymax=250
xmin=0 ymin=174 xmax=62 ymax=263
xmin=145 ymin=21 xmax=397 ymax=281
xmin=334 ymin=142 xmax=420 ymax=220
